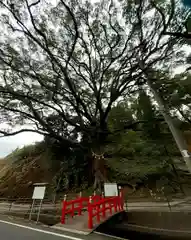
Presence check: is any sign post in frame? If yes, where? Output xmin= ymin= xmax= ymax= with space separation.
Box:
xmin=29 ymin=199 xmax=35 ymax=221
xmin=29 ymin=183 xmax=48 ymax=223
xmin=36 ymin=199 xmax=43 ymax=224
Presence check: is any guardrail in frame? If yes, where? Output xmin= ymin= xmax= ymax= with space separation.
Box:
xmin=1 ymin=194 xmax=191 ymax=227
xmin=0 ymin=197 xmax=62 ymax=216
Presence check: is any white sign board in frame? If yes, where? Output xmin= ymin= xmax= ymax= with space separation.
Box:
xmin=181 ymin=150 xmax=190 ymax=158
xmin=32 ymin=186 xmax=46 ymax=200
xmin=104 ymin=183 xmax=118 ymax=197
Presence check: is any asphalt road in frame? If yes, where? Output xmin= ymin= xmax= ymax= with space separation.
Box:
xmin=0 ymin=218 xmax=118 ymax=240
xmin=0 ymin=220 xmax=84 ymax=240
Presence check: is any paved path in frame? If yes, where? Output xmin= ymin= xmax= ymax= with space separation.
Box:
xmin=0 ymin=220 xmax=80 ymax=240
xmin=0 ymin=215 xmax=120 ymax=240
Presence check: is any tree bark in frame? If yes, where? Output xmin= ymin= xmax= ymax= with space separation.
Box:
xmin=91 ymin=149 xmax=107 ymax=192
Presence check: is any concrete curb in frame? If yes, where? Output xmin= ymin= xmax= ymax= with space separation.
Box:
xmin=51 ymin=225 xmax=90 ymax=235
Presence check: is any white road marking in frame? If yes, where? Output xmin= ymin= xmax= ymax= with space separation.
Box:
xmin=94 ymin=231 xmax=127 ymax=240
xmin=0 ymin=219 xmax=84 ymax=240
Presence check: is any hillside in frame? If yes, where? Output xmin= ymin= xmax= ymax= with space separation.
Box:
xmin=0 ymin=143 xmax=60 ymax=198
xmin=0 ymin=140 xmax=191 ymax=201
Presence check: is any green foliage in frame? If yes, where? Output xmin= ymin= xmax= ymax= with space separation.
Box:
xmin=106 ymin=81 xmax=191 ymax=186
xmin=105 ymin=93 xmax=178 ymax=183
xmin=152 ymin=72 xmax=191 ymax=124
xmin=133 ymin=90 xmax=162 ymax=140
xmin=3 ymin=86 xmax=189 ymax=192
xmin=108 ymin=102 xmax=134 ymax=132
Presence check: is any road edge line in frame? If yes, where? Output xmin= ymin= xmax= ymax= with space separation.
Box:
xmin=94 ymin=231 xmax=128 ymax=240
xmin=0 ymin=219 xmax=83 ymax=240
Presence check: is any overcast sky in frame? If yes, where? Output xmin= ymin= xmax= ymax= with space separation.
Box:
xmin=0 ymin=132 xmax=43 ymax=158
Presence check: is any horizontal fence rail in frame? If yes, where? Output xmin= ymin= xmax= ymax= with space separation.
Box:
xmin=61 ymin=191 xmax=125 ymax=229
xmin=61 ymin=194 xmax=102 ymax=224
xmin=88 ymin=195 xmax=124 ymax=229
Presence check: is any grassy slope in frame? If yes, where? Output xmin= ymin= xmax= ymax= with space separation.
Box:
xmin=0 ymin=143 xmax=59 ymax=198
xmin=0 ymin=141 xmax=191 ymax=200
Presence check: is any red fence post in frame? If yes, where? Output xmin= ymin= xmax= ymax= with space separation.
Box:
xmin=71 ymin=202 xmax=74 ymax=218
xmin=109 ymin=201 xmax=112 ymax=214
xmin=114 ymin=197 xmax=117 ymax=212
xmin=88 ymin=196 xmax=93 ymax=229
xmin=96 ymin=204 xmax=100 ymax=223
xmin=102 ymin=200 xmax=106 ymax=218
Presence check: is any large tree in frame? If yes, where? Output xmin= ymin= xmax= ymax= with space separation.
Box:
xmin=0 ymin=0 xmax=183 ymax=145
xmin=0 ymin=0 xmax=189 ymax=185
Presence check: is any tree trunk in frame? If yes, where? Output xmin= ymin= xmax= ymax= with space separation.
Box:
xmin=86 ymin=124 xmax=109 ymax=191
xmin=146 ymin=77 xmax=191 ymax=173
xmin=87 ymin=157 xmax=94 ymax=187
xmin=91 ymin=149 xmax=107 ymax=193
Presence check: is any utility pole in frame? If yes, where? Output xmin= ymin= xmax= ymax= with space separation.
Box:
xmin=146 ymin=76 xmax=191 ymax=173
xmin=138 ymin=58 xmax=191 ymax=173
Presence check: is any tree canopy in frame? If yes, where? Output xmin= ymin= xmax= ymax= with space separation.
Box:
xmin=0 ymin=0 xmax=187 ymax=149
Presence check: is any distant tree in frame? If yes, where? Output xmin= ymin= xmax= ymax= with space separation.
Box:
xmin=135 ymin=90 xmax=162 ymax=140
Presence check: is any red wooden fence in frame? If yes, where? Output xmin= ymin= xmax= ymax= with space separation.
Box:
xmin=61 ymin=195 xmax=102 ymax=224
xmin=61 ymin=190 xmax=124 ymax=228
xmin=88 ymin=195 xmax=123 ymax=229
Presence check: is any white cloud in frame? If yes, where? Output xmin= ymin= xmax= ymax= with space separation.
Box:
xmin=0 ymin=132 xmax=43 ymax=158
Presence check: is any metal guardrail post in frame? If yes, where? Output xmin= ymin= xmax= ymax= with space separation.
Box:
xmin=9 ymin=201 xmax=13 ymax=212
xmin=102 ymin=191 xmax=104 ymax=198
xmin=29 ymin=199 xmax=35 ymax=221
xmin=61 ymin=194 xmax=67 ymax=224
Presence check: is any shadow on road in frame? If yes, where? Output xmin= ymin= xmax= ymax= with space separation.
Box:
xmin=95 ymin=211 xmax=191 ymax=240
